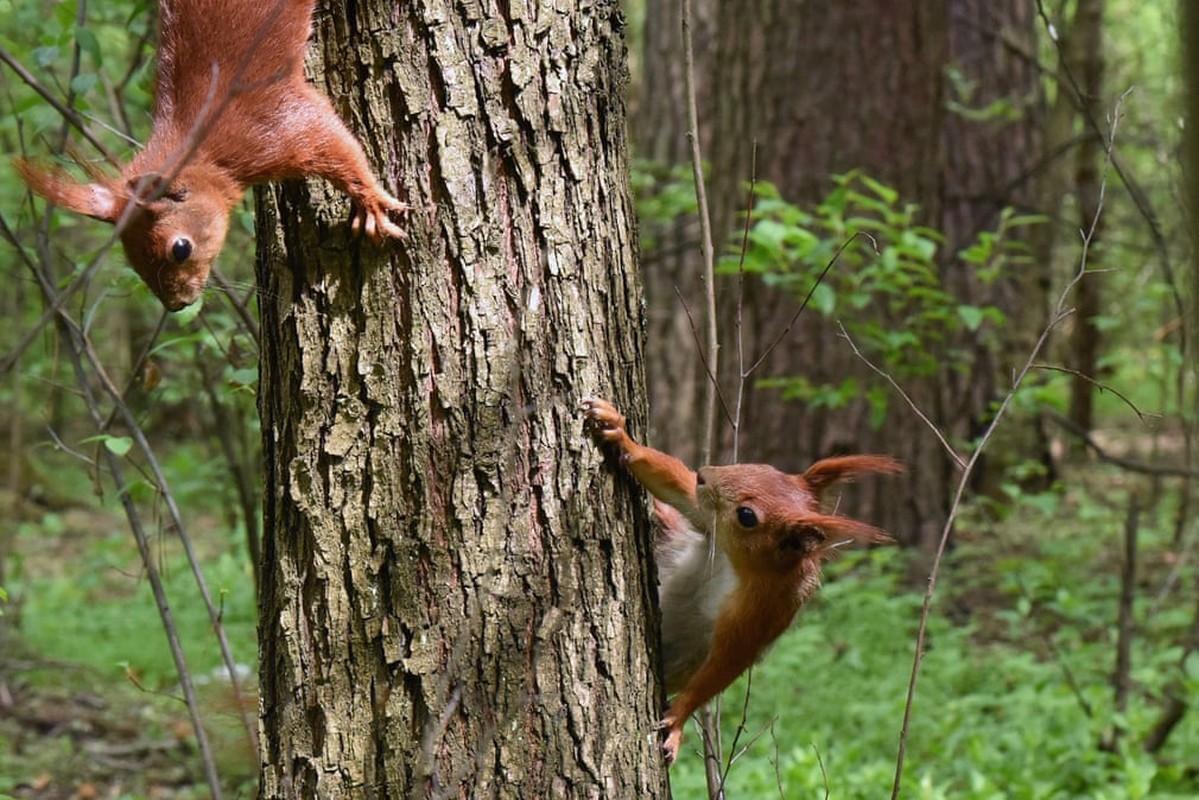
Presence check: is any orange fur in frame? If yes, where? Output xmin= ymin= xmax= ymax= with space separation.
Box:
xmin=16 ymin=0 xmax=407 ymax=310
xmin=581 ymin=397 xmax=901 ymax=763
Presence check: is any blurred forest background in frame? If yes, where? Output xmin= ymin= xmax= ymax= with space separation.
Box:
xmin=1 ymin=0 xmax=1197 ymax=797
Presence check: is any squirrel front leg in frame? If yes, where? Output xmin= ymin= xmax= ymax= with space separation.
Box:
xmin=284 ymin=86 xmax=409 ymax=240
xmin=580 ymin=398 xmax=700 ymax=523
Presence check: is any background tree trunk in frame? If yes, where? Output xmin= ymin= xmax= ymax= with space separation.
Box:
xmin=1065 ymin=0 xmax=1107 ymax=434
xmin=634 ymin=0 xmax=1047 ymax=548
xmin=633 ymin=0 xmax=715 ymax=465
xmin=255 ymin=2 xmax=667 ymax=796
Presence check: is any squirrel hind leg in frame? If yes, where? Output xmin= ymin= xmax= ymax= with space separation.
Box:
xmin=658 ymin=714 xmax=685 ymax=764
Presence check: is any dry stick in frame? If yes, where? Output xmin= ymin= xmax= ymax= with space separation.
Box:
xmin=838 ymin=324 xmax=966 ymax=471
xmin=886 ymin=89 xmax=1128 ymax=800
xmin=20 ymin=237 xmax=226 ymax=800
xmin=1047 ymin=412 xmax=1199 ymax=478
xmin=746 ymin=233 xmax=875 ymax=378
xmin=678 ymin=0 xmax=724 ymax=790
xmin=717 ymin=156 xmax=758 ymax=792
xmin=730 ymin=149 xmax=758 ymax=463
xmin=680 ymin=0 xmax=718 ymax=469
xmin=1031 ymin=363 xmax=1152 ymax=424
xmin=674 ymin=286 xmax=736 ymax=432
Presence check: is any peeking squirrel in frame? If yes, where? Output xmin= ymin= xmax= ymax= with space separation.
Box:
xmin=581 ymin=397 xmax=901 ymax=763
xmin=16 ymin=0 xmax=407 ymax=311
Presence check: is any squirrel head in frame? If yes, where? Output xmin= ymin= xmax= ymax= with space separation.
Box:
xmin=16 ymin=159 xmax=238 ymax=311
xmin=695 ymin=456 xmax=901 ymax=577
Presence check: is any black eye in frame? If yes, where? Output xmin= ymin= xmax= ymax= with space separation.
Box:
xmin=171 ymin=237 xmax=193 ymax=263
xmin=736 ymin=507 xmax=758 ymax=528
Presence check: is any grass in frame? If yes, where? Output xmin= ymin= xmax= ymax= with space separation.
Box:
xmin=1 ymin=446 xmax=259 ymax=798
xmin=13 ymin=521 xmax=257 ymax=691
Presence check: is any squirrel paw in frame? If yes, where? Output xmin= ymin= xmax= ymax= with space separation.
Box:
xmin=656 ymin=716 xmax=684 ymax=764
xmin=579 ymin=397 xmax=628 ymax=444
xmin=351 ymin=187 xmax=409 ymax=242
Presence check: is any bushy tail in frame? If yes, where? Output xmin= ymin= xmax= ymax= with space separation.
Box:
xmin=14 ymin=158 xmax=122 ymax=223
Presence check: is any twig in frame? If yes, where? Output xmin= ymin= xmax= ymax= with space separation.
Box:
xmin=838 ymin=322 xmax=967 ymax=471
xmin=1101 ymin=495 xmax=1138 ymax=753
xmin=680 ymin=0 xmax=719 ymax=470
xmin=746 ymin=233 xmax=876 ymax=378
xmin=1032 ymin=363 xmax=1151 ymax=424
xmin=1046 ymin=412 xmax=1199 ymax=477
xmin=675 ymin=286 xmax=735 ymax=432
xmin=730 ymin=147 xmax=757 ymax=461
xmin=814 ymin=742 xmax=831 ymax=800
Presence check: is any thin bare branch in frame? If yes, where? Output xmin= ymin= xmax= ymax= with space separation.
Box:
xmin=746 ymin=232 xmax=876 ymax=378
xmin=680 ymin=0 xmax=719 ymax=469
xmin=838 ymin=322 xmax=967 ymax=471
xmin=1031 ymin=363 xmax=1152 ymax=424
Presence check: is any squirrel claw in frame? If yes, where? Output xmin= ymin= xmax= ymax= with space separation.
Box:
xmin=351 ymin=188 xmax=409 ymax=242
xmin=579 ymin=397 xmax=626 ymax=434
xmin=660 ymin=723 xmax=683 ymax=764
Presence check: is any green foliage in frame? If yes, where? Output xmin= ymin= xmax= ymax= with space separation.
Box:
xmin=719 ymin=172 xmax=1035 ymax=424
xmin=632 ymin=158 xmax=699 ymax=250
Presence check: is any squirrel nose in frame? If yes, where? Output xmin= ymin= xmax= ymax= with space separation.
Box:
xmin=695 ymin=471 xmax=707 ymax=486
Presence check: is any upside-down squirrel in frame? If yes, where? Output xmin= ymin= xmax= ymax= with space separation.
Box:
xmin=17 ymin=0 xmax=407 ymax=310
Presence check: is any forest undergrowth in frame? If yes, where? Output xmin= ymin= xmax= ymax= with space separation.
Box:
xmin=2 ymin=423 xmax=1197 ymax=799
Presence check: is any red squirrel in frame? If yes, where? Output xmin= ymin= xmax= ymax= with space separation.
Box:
xmin=581 ymin=397 xmax=901 ymax=763
xmin=16 ymin=0 xmax=407 ymax=311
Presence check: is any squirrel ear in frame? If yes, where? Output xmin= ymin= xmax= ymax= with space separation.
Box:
xmin=799 ymin=455 xmax=903 ymax=495
xmin=800 ymin=513 xmax=894 ymax=549
xmin=15 ymin=158 xmax=123 ymax=223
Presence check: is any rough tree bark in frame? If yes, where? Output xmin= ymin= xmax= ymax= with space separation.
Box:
xmin=254 ymin=2 xmax=668 ymax=797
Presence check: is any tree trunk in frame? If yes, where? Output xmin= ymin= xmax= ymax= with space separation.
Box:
xmin=1066 ymin=0 xmax=1107 ymax=434
xmin=255 ymin=2 xmax=667 ymax=797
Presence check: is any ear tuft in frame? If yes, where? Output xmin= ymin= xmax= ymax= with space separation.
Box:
xmin=800 ymin=455 xmax=903 ymax=494
xmin=15 ymin=158 xmax=123 ymax=223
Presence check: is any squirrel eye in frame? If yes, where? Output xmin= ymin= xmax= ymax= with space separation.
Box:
xmin=735 ymin=506 xmax=758 ymax=528
xmin=171 ymin=237 xmax=193 ymax=263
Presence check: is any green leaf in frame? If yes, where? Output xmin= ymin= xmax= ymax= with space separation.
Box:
xmin=957 ymin=305 xmax=985 ymax=331
xmin=33 ymin=45 xmax=60 ymax=67
xmin=75 ymin=25 xmax=102 ymax=63
xmin=70 ymin=73 xmax=98 ymax=94
xmin=81 ymin=434 xmax=134 ymax=456
xmin=104 ymin=436 xmax=134 ymax=456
